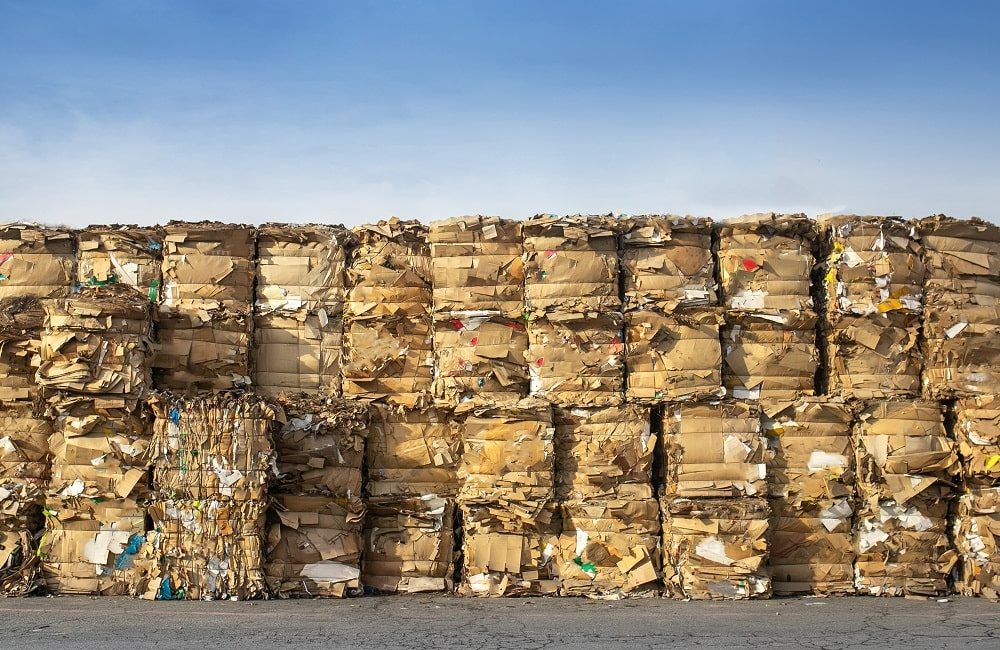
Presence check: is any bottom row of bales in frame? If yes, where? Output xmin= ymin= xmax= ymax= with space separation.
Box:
xmin=3 ymin=391 xmax=999 ymax=599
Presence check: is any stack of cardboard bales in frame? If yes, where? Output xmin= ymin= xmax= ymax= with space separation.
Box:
xmin=620 ymin=215 xmax=722 ymax=403
xmin=819 ymin=216 xmax=924 ymax=398
xmin=763 ymin=398 xmax=856 ymax=595
xmin=147 ymin=392 xmax=278 ymax=599
xmin=155 ymin=222 xmax=255 ymax=392
xmin=77 ymin=225 xmax=164 ymax=300
xmin=660 ymin=401 xmax=771 ymax=599
xmin=718 ymin=214 xmax=818 ymax=400
xmin=853 ymin=401 xmax=960 ymax=596
xmin=37 ymin=286 xmax=155 ymax=595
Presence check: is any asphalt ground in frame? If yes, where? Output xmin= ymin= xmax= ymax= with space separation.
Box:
xmin=1 ymin=594 xmax=996 ymax=649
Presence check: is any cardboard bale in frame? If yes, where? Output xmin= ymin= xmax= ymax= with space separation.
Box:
xmin=347 ymin=218 xmax=432 ymax=307
xmin=429 ymin=216 xmax=524 ymax=317
xmin=768 ymin=498 xmax=855 ymax=595
xmin=253 ymin=310 xmax=342 ymax=397
xmin=824 ymin=312 xmax=922 ymax=399
xmin=149 ymin=392 xmax=277 ymax=501
xmin=362 ymin=496 xmax=455 ymax=594
xmin=153 ymin=306 xmax=252 ymax=392
xmin=255 ymin=223 xmax=355 ymax=314
xmin=620 ymin=215 xmax=716 ymax=313
xmin=661 ymin=497 xmax=771 ymax=600
xmin=161 ymin=221 xmax=255 ymax=309
xmin=0 ymin=404 xmax=51 ymax=483
xmin=527 ymin=312 xmax=624 ymax=407
xmin=625 ymin=310 xmax=723 ymax=403
xmin=554 ymin=405 xmax=653 ymax=501
xmin=722 ymin=312 xmax=818 ymax=400
xmin=0 ymin=479 xmax=44 ymax=595
xmin=955 ymin=396 xmax=1000 ymax=484
xmin=955 ymin=486 xmax=1000 ymax=599
xmin=557 ymin=498 xmax=660 ymax=597
xmin=265 ymin=493 xmax=364 ymax=598
xmin=0 ymin=297 xmax=45 ymax=403
xmin=0 ymin=223 xmax=75 ymax=300
xmin=367 ymin=405 xmax=460 ymax=499
xmin=77 ymin=225 xmax=164 ymax=299
xmin=433 ymin=315 xmax=528 ymax=408
xmin=661 ymin=401 xmax=767 ymax=498
xmin=523 ymin=214 xmax=620 ymax=314
xmin=459 ymin=500 xmax=560 ymax=597
xmin=148 ymin=496 xmax=267 ymax=600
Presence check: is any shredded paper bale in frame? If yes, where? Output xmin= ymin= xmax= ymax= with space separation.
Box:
xmin=527 ymin=312 xmax=624 ymax=407
xmin=367 ymin=405 xmax=460 ymax=499
xmin=0 ymin=223 xmax=75 ymax=300
xmin=362 ymin=496 xmax=455 ymax=594
xmin=955 ymin=396 xmax=1000 ymax=484
xmin=955 ymin=487 xmax=1000 ymax=600
xmin=625 ymin=310 xmax=723 ymax=403
xmin=76 ymin=225 xmax=164 ymax=299
xmin=432 ymin=315 xmax=528 ymax=407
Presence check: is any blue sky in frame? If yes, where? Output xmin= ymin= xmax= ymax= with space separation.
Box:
xmin=1 ymin=0 xmax=998 ymax=226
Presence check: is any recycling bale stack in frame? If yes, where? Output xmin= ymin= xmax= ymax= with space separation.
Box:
xmin=763 ymin=398 xmax=856 ymax=595
xmin=37 ymin=286 xmax=155 ymax=595
xmin=254 ymin=224 xmax=356 ymax=397
xmin=718 ymin=214 xmax=818 ymax=401
xmin=819 ymin=215 xmax=924 ymax=398
xmin=154 ymin=221 xmax=255 ymax=392
xmin=76 ymin=225 xmax=164 ymax=299
xmin=620 ymin=215 xmax=722 ymax=403
xmin=853 ymin=400 xmax=960 ymax=596
xmin=659 ymin=401 xmax=771 ymax=599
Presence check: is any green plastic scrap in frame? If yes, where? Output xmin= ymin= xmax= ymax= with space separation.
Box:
xmin=573 ymin=555 xmax=597 ymax=578
xmin=148 ymin=279 xmax=160 ymax=302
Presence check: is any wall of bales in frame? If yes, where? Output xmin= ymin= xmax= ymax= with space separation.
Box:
xmin=0 ymin=213 xmax=998 ymax=600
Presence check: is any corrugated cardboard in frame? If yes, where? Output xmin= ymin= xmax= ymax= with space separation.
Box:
xmin=77 ymin=225 xmax=164 ymax=299
xmin=265 ymin=493 xmax=364 ymax=598
xmin=722 ymin=312 xmax=818 ymax=400
xmin=527 ymin=312 xmax=624 ymax=406
xmin=0 ymin=223 xmax=75 ymax=300
xmin=954 ymin=396 xmax=1000 ymax=484
xmin=367 ymin=405 xmax=460 ymax=499
xmin=620 ymin=215 xmax=716 ymax=313
xmin=253 ymin=310 xmax=342 ymax=397
xmin=0 ymin=404 xmax=51 ymax=482
xmin=0 ymin=479 xmax=44 ymax=595
xmin=824 ymin=312 xmax=921 ymax=398
xmin=362 ymin=496 xmax=455 ymax=593
xmin=554 ymin=405 xmax=653 ymax=501
xmin=557 ymin=498 xmax=660 ymax=597
xmin=661 ymin=401 xmax=767 ymax=498
xmin=255 ymin=223 xmax=355 ymax=314
xmin=625 ymin=310 xmax=723 ymax=403
xmin=161 ymin=221 xmax=255 ymax=309
xmin=661 ymin=496 xmax=771 ymax=600
xmin=523 ymin=214 xmax=620 ymax=314
xmin=433 ymin=315 xmax=528 ymax=407
xmin=955 ymin=486 xmax=1000 ymax=600
xmin=768 ymin=499 xmax=855 ymax=596
xmin=429 ymin=216 xmax=524 ymax=317
xmin=347 ymin=218 xmax=432 ymax=306
xmin=153 ymin=306 xmax=252 ymax=392
xmin=0 ymin=297 xmax=44 ymax=404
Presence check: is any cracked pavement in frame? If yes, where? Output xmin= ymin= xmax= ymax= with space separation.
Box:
xmin=1 ymin=595 xmax=996 ymax=649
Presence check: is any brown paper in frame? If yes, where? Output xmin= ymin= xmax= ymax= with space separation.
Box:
xmin=954 ymin=396 xmax=1000 ymax=484
xmin=955 ymin=486 xmax=1000 ymax=600
xmin=722 ymin=312 xmax=818 ymax=400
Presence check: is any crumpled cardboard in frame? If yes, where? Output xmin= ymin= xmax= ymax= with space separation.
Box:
xmin=459 ymin=500 xmax=560 ymax=596
xmin=161 ymin=221 xmax=255 ymax=309
xmin=919 ymin=214 xmax=1000 ymax=398
xmin=0 ymin=297 xmax=44 ymax=404
xmin=154 ymin=305 xmax=252 ymax=392
xmin=722 ymin=312 xmax=818 ymax=400
xmin=554 ymin=405 xmax=653 ymax=501
xmin=824 ymin=312 xmax=921 ymax=398
xmin=954 ymin=396 xmax=1000 ymax=484
xmin=0 ymin=223 xmax=75 ymax=300
xmin=0 ymin=479 xmax=44 ymax=595
xmin=557 ymin=498 xmax=660 ymax=598
xmin=255 ymin=223 xmax=355 ymax=314
xmin=77 ymin=225 xmax=164 ymax=299
xmin=523 ymin=214 xmax=620 ymax=314
xmin=147 ymin=496 xmax=267 ymax=600
xmin=625 ymin=310 xmax=723 ymax=403
xmin=433 ymin=315 xmax=528 ymax=407
xmin=661 ymin=497 xmax=771 ymax=600
xmin=254 ymin=310 xmax=342 ymax=397
xmin=620 ymin=215 xmax=716 ymax=313
xmin=347 ymin=218 xmax=432 ymax=306
xmin=0 ymin=404 xmax=51 ymax=482
xmin=662 ymin=401 xmax=767 ymax=498
xmin=362 ymin=496 xmax=455 ymax=593
xmin=265 ymin=493 xmax=364 ymax=598
xmin=149 ymin=392 xmax=277 ymax=501
xmin=367 ymin=405 xmax=460 ymax=499
xmin=429 ymin=216 xmax=524 ymax=317
xmin=955 ymin=486 xmax=1000 ymax=600
xmin=527 ymin=312 xmax=624 ymax=407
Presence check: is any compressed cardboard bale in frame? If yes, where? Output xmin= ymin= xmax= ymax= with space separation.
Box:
xmin=0 ymin=479 xmax=44 ymax=595
xmin=661 ymin=401 xmax=767 ymax=498
xmin=768 ymin=498 xmax=855 ymax=595
xmin=40 ymin=496 xmax=153 ymax=596
xmin=955 ymin=486 xmax=1000 ymax=599
xmin=824 ymin=312 xmax=922 ymax=399
xmin=153 ymin=305 xmax=251 ymax=391
xmin=620 ymin=215 xmax=716 ymax=313
xmin=76 ymin=225 xmax=164 ymax=299
xmin=661 ymin=497 xmax=771 ymax=600
xmin=255 ymin=223 xmax=355 ymax=314
xmin=271 ymin=397 xmax=367 ymax=498
xmin=362 ymin=496 xmax=455 ymax=594
xmin=149 ymin=392 xmax=277 ymax=501
xmin=526 ymin=312 xmax=624 ymax=407
xmin=0 ymin=297 xmax=45 ymax=403
xmin=722 ymin=312 xmax=818 ymax=400
xmin=0 ymin=223 xmax=75 ymax=300
xmin=0 ymin=404 xmax=51 ymax=482
xmin=433 ymin=315 xmax=528 ymax=408
xmin=265 ymin=493 xmax=364 ymax=598
xmin=557 ymin=498 xmax=660 ymax=597
xmin=955 ymin=396 xmax=1000 ymax=484
xmin=459 ymin=500 xmax=560 ymax=597
xmin=717 ymin=213 xmax=815 ymax=317
xmin=458 ymin=398 xmax=554 ymax=504
xmin=523 ymin=214 xmax=620 ymax=314
xmin=554 ymin=405 xmax=653 ymax=501
xmin=625 ymin=309 xmax=723 ymax=403
xmin=253 ymin=310 xmax=342 ymax=397
xmin=367 ymin=405 xmax=460 ymax=499
xmin=429 ymin=216 xmax=524 ymax=317
xmin=147 ymin=496 xmax=267 ymax=600
xmin=347 ymin=218 xmax=432 ymax=308
xmin=161 ymin=221 xmax=255 ymax=309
